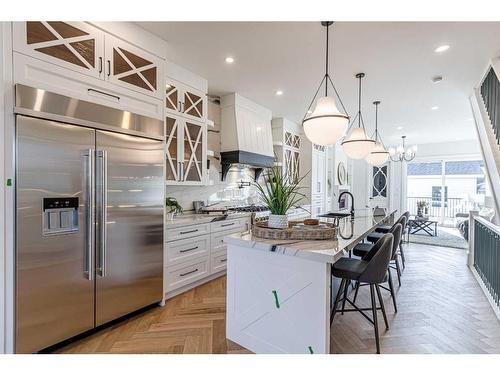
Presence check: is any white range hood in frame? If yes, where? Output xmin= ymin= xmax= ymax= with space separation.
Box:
xmin=220 ymin=93 xmax=275 ymax=180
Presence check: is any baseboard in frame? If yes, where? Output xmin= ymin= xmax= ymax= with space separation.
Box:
xmin=469 ymin=265 xmax=500 ymax=321
xmin=164 ymin=270 xmax=226 ymax=300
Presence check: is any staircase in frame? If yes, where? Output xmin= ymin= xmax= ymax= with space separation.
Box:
xmin=470 ymin=61 xmax=500 ymax=225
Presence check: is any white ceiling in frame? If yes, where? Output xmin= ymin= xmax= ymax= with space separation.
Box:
xmin=138 ymin=22 xmax=500 ymax=146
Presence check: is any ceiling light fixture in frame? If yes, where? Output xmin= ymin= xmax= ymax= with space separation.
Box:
xmin=388 ymin=135 xmax=417 ymax=162
xmin=434 ymin=45 xmax=450 ymax=53
xmin=366 ymin=101 xmax=390 ymax=166
xmin=431 ymin=106 xmax=439 ymax=110
xmin=396 ymin=126 xmax=403 ymax=130
xmin=302 ymin=21 xmax=349 ymax=146
xmin=341 ymin=73 xmax=376 ymax=159
xmin=432 ymin=75 xmax=443 ymax=84
xmin=225 ymin=56 xmax=234 ymax=63
xmin=275 ymin=90 xmax=283 ymax=96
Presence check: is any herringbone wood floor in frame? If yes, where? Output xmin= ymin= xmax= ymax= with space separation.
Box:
xmin=55 ymin=242 xmax=500 ymax=354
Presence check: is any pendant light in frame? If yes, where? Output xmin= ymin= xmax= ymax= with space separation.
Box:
xmin=302 ymin=22 xmax=349 ymax=146
xmin=341 ymin=73 xmax=376 ymax=159
xmin=366 ymin=101 xmax=390 ymax=166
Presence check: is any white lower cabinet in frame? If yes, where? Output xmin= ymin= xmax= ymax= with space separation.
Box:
xmin=211 ymin=251 xmax=228 ymax=274
xmin=164 ymin=217 xmax=250 ymax=298
xmin=165 ymin=234 xmax=210 ymax=267
xmin=164 ymin=257 xmax=210 ymax=292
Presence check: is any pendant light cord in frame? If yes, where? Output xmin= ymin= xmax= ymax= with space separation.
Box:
xmin=358 ymin=75 xmax=362 ymax=128
xmin=325 ymin=24 xmax=329 ymax=96
xmin=375 ymin=101 xmax=379 ymax=140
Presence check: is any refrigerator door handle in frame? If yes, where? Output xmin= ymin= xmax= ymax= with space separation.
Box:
xmin=97 ymin=149 xmax=108 ymax=277
xmin=83 ymin=149 xmax=95 ymax=280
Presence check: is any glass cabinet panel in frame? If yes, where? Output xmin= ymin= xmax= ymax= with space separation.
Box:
xmin=182 ymin=121 xmax=204 ymax=182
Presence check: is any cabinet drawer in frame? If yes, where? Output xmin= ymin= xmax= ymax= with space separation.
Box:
xmin=165 ymin=223 xmax=210 ymax=242
xmin=164 ymin=257 xmax=209 ymax=292
xmin=210 ymin=217 xmax=249 ymax=233
xmin=165 ymin=234 xmax=210 ymax=267
xmin=211 ymin=251 xmax=227 ymax=274
xmin=211 ymin=226 xmax=246 ymax=254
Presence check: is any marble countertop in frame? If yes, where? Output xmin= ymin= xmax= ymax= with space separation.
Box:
xmin=224 ymin=209 xmax=396 ymax=264
xmin=165 ymin=212 xmax=252 ymax=229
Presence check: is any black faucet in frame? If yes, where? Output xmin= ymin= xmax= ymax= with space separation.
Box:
xmin=338 ymin=191 xmax=355 ymax=217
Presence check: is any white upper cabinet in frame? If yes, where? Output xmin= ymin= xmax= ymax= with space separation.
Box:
xmin=13 ymin=21 xmax=105 ymax=79
xmin=166 ymin=78 xmax=207 ymax=121
xmin=13 ymin=22 xmax=165 ymax=100
xmin=165 ymin=114 xmax=207 ymax=186
xmin=104 ymin=35 xmax=164 ymax=99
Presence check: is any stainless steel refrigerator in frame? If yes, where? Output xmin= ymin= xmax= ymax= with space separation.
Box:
xmin=15 ymin=85 xmax=164 ymax=353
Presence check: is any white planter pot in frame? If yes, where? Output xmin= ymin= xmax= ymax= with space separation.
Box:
xmin=268 ymin=214 xmax=288 ymax=229
xmin=166 ymin=212 xmax=175 ymax=221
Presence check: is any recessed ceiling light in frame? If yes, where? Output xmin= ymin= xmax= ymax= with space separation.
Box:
xmin=275 ymin=90 xmax=283 ymax=96
xmin=307 ymin=110 xmax=312 ymax=114
xmin=431 ymin=106 xmax=439 ymax=110
xmin=225 ymin=56 xmax=234 ymax=64
xmin=432 ymin=75 xmax=443 ymax=84
xmin=396 ymin=126 xmax=403 ymax=130
xmin=434 ymin=45 xmax=450 ymax=53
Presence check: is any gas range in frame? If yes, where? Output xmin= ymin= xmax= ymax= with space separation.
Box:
xmin=228 ymin=204 xmax=268 ymax=213
xmin=228 ymin=205 xmax=270 ymax=225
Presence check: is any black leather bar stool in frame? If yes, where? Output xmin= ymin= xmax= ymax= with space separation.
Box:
xmin=331 ymin=233 xmax=394 ymax=354
xmin=375 ymin=211 xmax=409 ymax=265
xmin=367 ymin=214 xmax=407 ymax=270
xmin=352 ymin=223 xmax=402 ymax=312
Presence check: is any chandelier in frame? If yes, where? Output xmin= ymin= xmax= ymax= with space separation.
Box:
xmin=302 ymin=21 xmax=350 ymax=146
xmin=388 ymin=136 xmax=417 ymax=162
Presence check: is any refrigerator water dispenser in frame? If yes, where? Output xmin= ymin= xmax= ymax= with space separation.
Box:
xmin=42 ymin=197 xmax=79 ymax=235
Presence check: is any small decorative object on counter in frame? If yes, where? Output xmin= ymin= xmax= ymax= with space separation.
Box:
xmin=165 ymin=197 xmax=183 ymax=220
xmin=416 ymin=200 xmax=429 ymax=218
xmin=304 ymin=218 xmax=319 ymax=226
xmin=253 ymin=166 xmax=306 ymax=229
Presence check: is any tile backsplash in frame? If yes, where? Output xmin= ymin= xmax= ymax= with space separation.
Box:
xmin=165 ymin=165 xmax=260 ymax=211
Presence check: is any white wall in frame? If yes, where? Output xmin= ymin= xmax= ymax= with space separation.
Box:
xmin=413 ymin=139 xmax=481 ymax=160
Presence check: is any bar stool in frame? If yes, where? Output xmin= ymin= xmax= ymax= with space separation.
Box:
xmin=367 ymin=214 xmax=407 ymax=270
xmin=375 ymin=211 xmax=409 ymax=265
xmin=331 ymin=233 xmax=394 ymax=354
xmin=352 ymin=223 xmax=402 ymax=312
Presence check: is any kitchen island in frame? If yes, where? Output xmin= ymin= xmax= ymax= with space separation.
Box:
xmin=224 ymin=209 xmax=396 ymax=354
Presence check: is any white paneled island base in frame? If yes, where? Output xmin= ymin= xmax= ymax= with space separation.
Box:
xmin=227 ymin=244 xmax=331 ymax=354
xmin=225 ymin=210 xmax=396 ymax=354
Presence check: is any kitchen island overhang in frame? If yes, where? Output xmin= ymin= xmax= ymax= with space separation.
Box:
xmin=224 ymin=210 xmax=396 ymax=354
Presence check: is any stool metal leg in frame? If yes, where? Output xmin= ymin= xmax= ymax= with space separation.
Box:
xmin=370 ymin=284 xmax=380 ymax=354
xmin=375 ymin=284 xmax=389 ymax=330
xmin=399 ymin=242 xmax=406 ymax=268
xmin=331 ymin=278 xmax=346 ymax=324
xmin=387 ymin=269 xmax=397 ymax=313
xmin=395 ymin=258 xmax=402 ymax=286
xmin=341 ymin=278 xmax=350 ymax=315
xmin=353 ymin=280 xmax=361 ymax=304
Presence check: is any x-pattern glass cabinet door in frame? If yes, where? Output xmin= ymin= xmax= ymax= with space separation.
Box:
xmin=181 ymin=120 xmax=206 ymax=184
xmin=14 ymin=21 xmax=105 ymax=79
xmin=165 ymin=115 xmax=182 ymax=184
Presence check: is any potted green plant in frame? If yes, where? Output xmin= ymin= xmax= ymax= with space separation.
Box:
xmin=165 ymin=197 xmax=183 ymax=220
xmin=254 ymin=167 xmax=306 ymax=229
